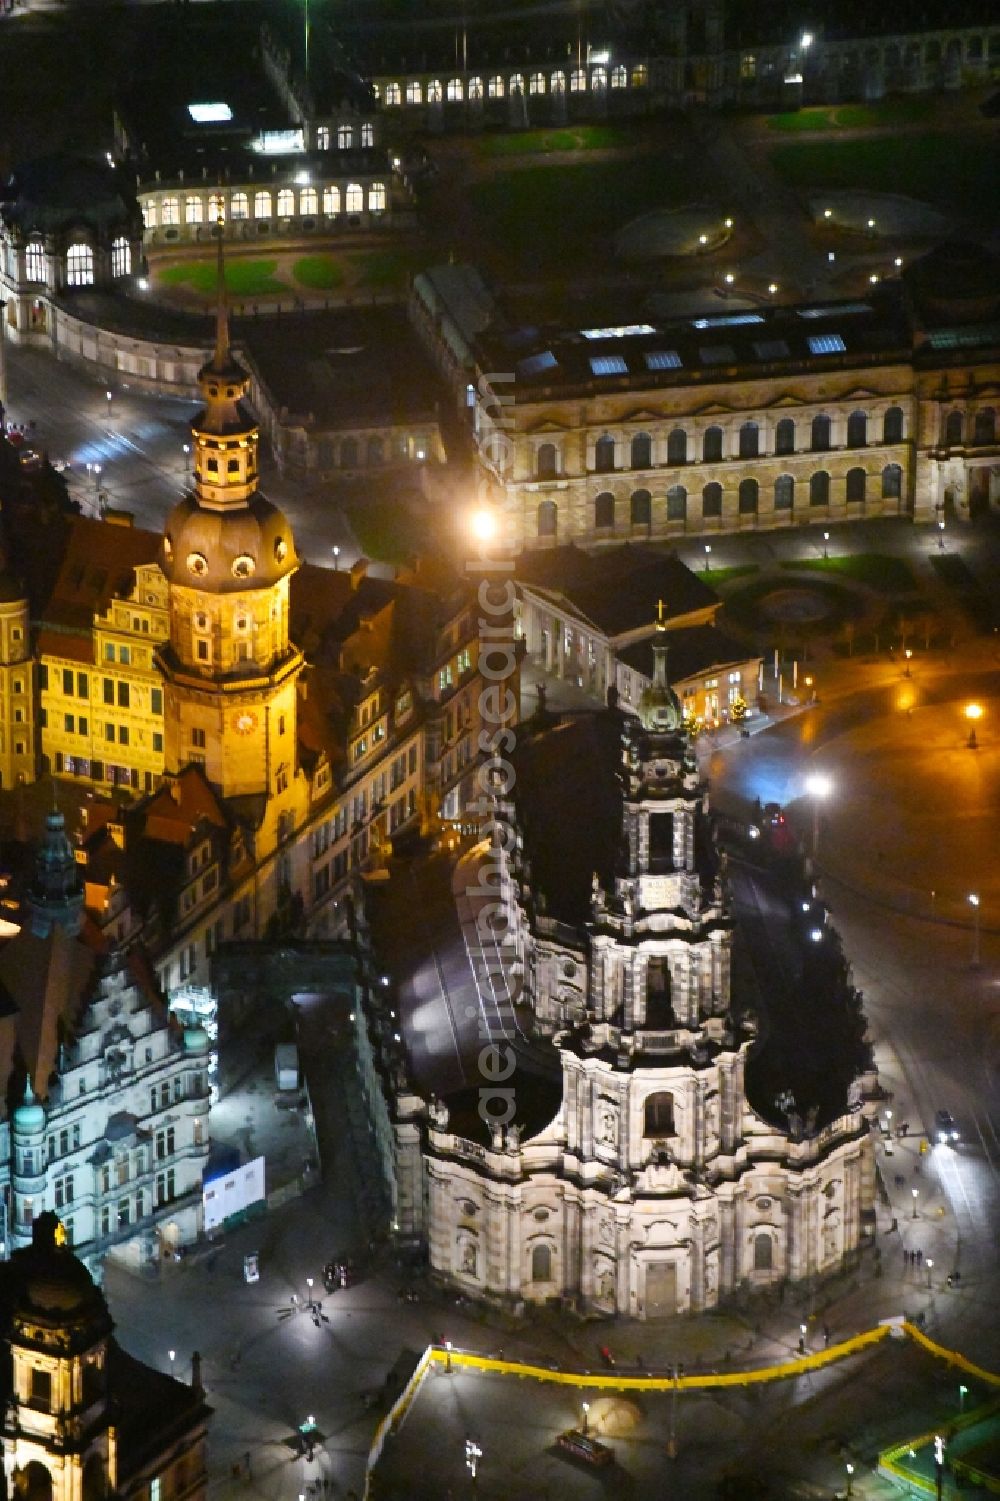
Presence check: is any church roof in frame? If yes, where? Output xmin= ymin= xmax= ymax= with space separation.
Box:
xmin=511 ymin=708 xmax=629 ymax=929
xmin=618 ymin=624 xmax=755 ymax=683
xmin=161 ymin=490 xmax=298 ymax=595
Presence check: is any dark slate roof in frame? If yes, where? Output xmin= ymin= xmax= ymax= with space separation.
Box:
xmin=0 ymin=155 xmax=142 ymax=239
xmin=618 ymin=624 xmax=754 ymax=683
xmin=517 ymin=546 xmax=719 ymax=638
xmin=108 ymin=1341 xmax=211 ymax=1485
xmin=511 ymin=708 xmax=629 ymax=928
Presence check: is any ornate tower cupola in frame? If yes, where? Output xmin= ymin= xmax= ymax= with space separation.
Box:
xmin=24 ymin=806 xmax=84 ymax=938
xmin=156 ymin=223 xmax=303 ymax=800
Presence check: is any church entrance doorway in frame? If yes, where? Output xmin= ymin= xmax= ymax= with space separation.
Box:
xmin=644 ymin=1261 xmax=677 ymax=1318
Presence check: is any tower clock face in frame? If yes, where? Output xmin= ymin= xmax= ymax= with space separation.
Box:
xmin=232 ymin=710 xmax=258 ymax=736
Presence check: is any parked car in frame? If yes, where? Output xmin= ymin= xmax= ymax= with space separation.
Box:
xmin=935 ymin=1109 xmax=959 ymax=1145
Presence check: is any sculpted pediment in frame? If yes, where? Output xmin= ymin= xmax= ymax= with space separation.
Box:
xmin=524 ymin=416 xmax=571 ymax=435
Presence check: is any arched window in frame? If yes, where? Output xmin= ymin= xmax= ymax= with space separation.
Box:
xmin=775 ymin=418 xmax=795 ymax=456
xmin=846 ymin=466 xmax=866 ymax=503
xmin=110 ymin=236 xmax=130 ymax=278
xmin=630 ymin=489 xmax=651 ymax=526
xmin=702 ymin=482 xmax=722 ymax=518
xmin=592 ymin=66 xmax=607 ymax=89
xmin=26 ymin=240 xmax=46 ymax=283
xmin=570 ymin=68 xmax=587 ymax=92
xmin=367 ymin=436 xmax=384 ymax=466
xmin=277 ymin=188 xmax=295 ymax=216
xmin=846 ymin=410 xmax=868 ymax=448
xmin=340 ymin=438 xmax=359 ymax=468
xmin=631 ymin=432 xmax=652 ymax=469
xmin=632 ymin=63 xmax=648 ymax=87
xmin=161 ymin=196 xmax=179 ymax=226
xmin=536 ymin=442 xmax=558 ymax=479
xmin=529 ymin=72 xmax=546 ymax=94
xmin=300 ymin=187 xmax=318 ymax=215
xmin=208 ymin=193 xmax=226 ymax=222
xmin=406 ymin=81 xmax=423 ymax=104
xmin=882 ymin=463 xmax=902 ymax=499
xmin=667 ymin=428 xmax=687 ymax=466
xmin=738 ymin=478 xmax=758 ymax=514
xmin=385 ymin=82 xmax=401 ymax=106
xmin=973 ymin=407 xmax=996 ymax=445
xmin=66 ymin=243 xmax=94 ymax=287
xmin=595 ymin=434 xmax=616 ymax=473
xmin=702 ymin=426 xmax=723 ymax=462
xmin=811 ymin=414 xmax=831 ymax=451
xmin=611 ymin=64 xmax=628 ymax=88
xmin=883 ymin=406 xmax=904 ymax=443
xmin=738 ymin=421 xmax=759 ymax=458
xmin=510 ymin=73 xmax=524 ymax=94
xmin=427 ymin=80 xmax=443 ymax=103
xmin=666 ymin=485 xmax=687 ymax=521
xmin=231 ymin=192 xmax=249 ymax=220
xmin=323 ymin=185 xmax=341 ymax=215
xmin=643 ymin=1091 xmax=674 ymax=1136
xmin=595 ymin=491 xmax=615 ymax=528
xmin=488 ymin=75 xmax=505 ymax=98
xmin=346 ymin=183 xmax=364 ymax=213
xmin=447 ymin=78 xmax=464 ymax=101
xmin=538 ymin=500 xmax=557 ymax=537
xmin=810 ymin=470 xmax=830 ymax=506
xmin=254 ymin=191 xmax=271 ymax=219
xmin=944 ymin=410 xmax=963 ymax=447
xmin=469 ymin=77 xmax=484 ymax=100
xmin=185 ymin=195 xmax=204 ymax=225
xmin=531 ymin=1243 xmax=552 ymax=1281
xmin=551 ymin=71 xmax=565 ymax=92
xmin=142 ymin=201 xmax=156 ymax=230
xmin=774 ymin=474 xmax=794 ymax=510
xmin=338 ymin=125 xmax=354 ymax=149
xmin=753 ymin=1233 xmax=773 ymax=1272
xmin=368 ymin=182 xmax=387 ymax=212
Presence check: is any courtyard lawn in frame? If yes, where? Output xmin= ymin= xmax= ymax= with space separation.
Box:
xmin=157 ymin=258 xmax=288 ymax=296
xmin=347 ymin=247 xmax=428 ymax=288
xmin=291 ymin=254 xmax=346 ymax=291
xmin=467 ymin=156 xmax=702 ymax=270
xmin=780 ymin=554 xmax=919 ymax=594
xmin=476 ymin=124 xmax=633 ymax=157
xmin=701 ymin=564 xmax=761 ymax=586
xmin=766 ymin=97 xmax=935 ymax=132
xmin=769 ymin=131 xmax=1000 ymax=215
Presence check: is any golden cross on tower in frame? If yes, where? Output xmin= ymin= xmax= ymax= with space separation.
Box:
xmin=656 ymin=598 xmax=667 ymax=631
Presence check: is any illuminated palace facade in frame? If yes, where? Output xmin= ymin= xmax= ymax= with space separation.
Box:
xmin=380 ymin=635 xmax=876 ymax=1319
xmin=412 ymin=245 xmax=1000 ymax=551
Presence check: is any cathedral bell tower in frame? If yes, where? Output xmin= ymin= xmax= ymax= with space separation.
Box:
xmin=156 ymin=224 xmax=302 ymax=800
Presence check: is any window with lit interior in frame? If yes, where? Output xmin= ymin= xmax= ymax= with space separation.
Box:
xmin=66 ymin=243 xmax=94 ymax=287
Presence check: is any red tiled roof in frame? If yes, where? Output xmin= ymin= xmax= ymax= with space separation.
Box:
xmin=36 ymin=630 xmax=95 ymax=666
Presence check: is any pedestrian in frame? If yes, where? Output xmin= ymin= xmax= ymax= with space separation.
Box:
xmin=823 ymin=1323 xmax=830 ymax=1347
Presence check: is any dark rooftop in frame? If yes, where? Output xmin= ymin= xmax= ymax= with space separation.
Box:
xmin=241 ymin=306 xmax=444 ymax=430
xmin=618 ymin=624 xmax=755 ymax=683
xmin=516 ymin=545 xmax=720 ymax=638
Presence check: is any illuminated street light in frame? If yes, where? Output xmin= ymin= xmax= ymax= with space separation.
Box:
xmin=471 ymin=508 xmax=497 ymax=545
xmin=828 ymin=251 xmax=836 ymax=263
xmin=903 ymin=648 xmax=912 ymax=677
xmin=926 ymin=1256 xmax=933 ymax=1289
xmin=846 ymin=1462 xmax=855 ymax=1497
xmin=332 ymin=544 xmax=340 ymax=571
xmin=581 ymin=1401 xmax=590 ymax=1434
xmin=937 ymin=519 xmax=946 ymax=551
xmin=445 ymin=1338 xmax=453 ymax=1372
xmin=798 ymin=1321 xmax=807 ymax=1355
xmin=805 ymin=774 xmax=832 ymax=859
xmin=965 ymin=702 xmax=982 ymax=750
xmin=869 ymin=273 xmax=879 ymax=284
xmin=106 ymin=389 xmax=113 ymax=421
xmin=724 ymin=272 xmax=735 ymax=285
xmin=801 ymin=31 xmax=813 ymax=49
xmin=867 ymin=217 xmax=876 ymax=230
xmin=822 ymin=530 xmax=829 ymax=558
xmin=724 ymin=216 xmax=733 ymax=229
xmin=699 ymin=233 xmax=708 ymax=246
xmin=823 ymin=208 xmax=832 ymax=220
xmin=911 ymin=1187 xmax=919 ymax=1219
xmin=968 ymin=892 xmax=981 ymax=968
xmin=704 ymin=543 xmax=712 ymax=573
xmin=894 ymin=256 xmax=903 ymax=268
xmin=168 ymin=1348 xmax=175 ymax=1373
xmin=959 ymin=1383 xmax=968 ymax=1412
xmin=768 ymin=282 xmax=779 ymax=294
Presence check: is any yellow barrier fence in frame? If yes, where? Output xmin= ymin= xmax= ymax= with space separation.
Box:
xmin=363 ymin=1321 xmax=1000 ymax=1497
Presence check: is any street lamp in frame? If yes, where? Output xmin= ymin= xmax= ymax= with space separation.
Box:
xmin=937 ymin=519 xmax=945 ymax=551
xmin=704 ymin=543 xmax=712 ymax=573
xmin=959 ymin=1383 xmax=968 ymax=1412
xmin=168 ymin=1348 xmax=175 ymax=1374
xmin=106 ymin=389 xmax=113 ymax=421
xmin=846 ymin=1461 xmax=854 ymax=1497
xmin=798 ymin=1321 xmax=807 ymax=1355
xmin=768 ymin=282 xmax=779 ymax=295
xmin=332 ymin=545 xmax=340 ymax=571
xmin=445 ymin=1338 xmax=453 ymax=1373
xmin=801 ymin=31 xmax=813 ymax=50
xmin=804 ymin=774 xmax=832 ymax=859
xmin=911 ymin=1187 xmax=919 ymax=1219
xmin=904 ymin=648 xmax=913 ymax=677
xmin=581 ymin=1401 xmax=590 ymax=1434
xmin=724 ymin=272 xmax=735 ymax=285
xmin=471 ymin=508 xmax=497 ymax=546
xmin=964 ymin=702 xmax=982 ymax=750
xmin=968 ymin=892 xmax=981 ymax=968
xmin=926 ymin=1257 xmax=933 ymax=1289
xmin=822 ymin=530 xmax=829 ymax=558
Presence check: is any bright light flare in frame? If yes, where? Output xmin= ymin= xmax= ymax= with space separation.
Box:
xmin=470 ymin=508 xmax=497 ymax=544
xmin=964 ymin=703 xmax=983 ymax=722
xmin=805 ymin=774 xmax=832 ymax=799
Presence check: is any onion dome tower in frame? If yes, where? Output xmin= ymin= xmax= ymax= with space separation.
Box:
xmin=10 ymin=1080 xmax=47 ymax=1253
xmin=24 ymin=804 xmax=84 ymax=938
xmin=1 ymin=1212 xmax=118 ymax=1499
xmin=156 ymin=224 xmax=302 ymax=800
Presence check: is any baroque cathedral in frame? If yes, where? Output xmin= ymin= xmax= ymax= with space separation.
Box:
xmin=412 ymin=625 xmax=876 ymax=1317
